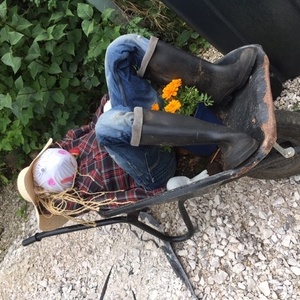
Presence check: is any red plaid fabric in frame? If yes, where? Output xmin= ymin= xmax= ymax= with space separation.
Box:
xmin=55 ymin=95 xmax=165 ymax=211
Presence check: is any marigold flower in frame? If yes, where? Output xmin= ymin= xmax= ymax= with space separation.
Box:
xmin=162 ymin=78 xmax=182 ymax=100
xmin=164 ymin=99 xmax=181 ymax=113
xmin=151 ymin=103 xmax=160 ymax=111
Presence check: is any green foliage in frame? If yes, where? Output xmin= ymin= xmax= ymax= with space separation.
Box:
xmin=0 ymin=0 xmax=121 ymax=164
xmin=121 ymin=16 xmax=153 ymax=38
xmin=178 ymin=87 xmax=213 ymax=116
xmin=113 ymin=0 xmax=210 ymax=53
xmin=0 ymin=0 xmax=210 ymax=186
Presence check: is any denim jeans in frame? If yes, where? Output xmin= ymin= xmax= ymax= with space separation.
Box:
xmin=95 ymin=34 xmax=176 ymax=190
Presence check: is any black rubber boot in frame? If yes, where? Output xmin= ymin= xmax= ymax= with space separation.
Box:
xmin=137 ymin=37 xmax=257 ymax=106
xmin=131 ymin=108 xmax=259 ymax=170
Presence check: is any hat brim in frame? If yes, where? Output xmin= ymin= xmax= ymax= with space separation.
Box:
xmin=17 ymin=138 xmax=69 ymax=231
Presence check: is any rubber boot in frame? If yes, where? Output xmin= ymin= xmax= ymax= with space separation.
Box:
xmin=131 ymin=108 xmax=259 ymax=170
xmin=137 ymin=37 xmax=257 ymax=106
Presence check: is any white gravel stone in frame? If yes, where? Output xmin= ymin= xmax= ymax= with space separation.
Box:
xmin=214 ymin=249 xmax=225 ymax=257
xmin=290 ymin=267 xmax=300 ymax=276
xmin=232 ymin=263 xmax=245 ymax=273
xmin=258 ymin=281 xmax=271 ymax=296
xmin=211 ymin=270 xmax=228 ymax=284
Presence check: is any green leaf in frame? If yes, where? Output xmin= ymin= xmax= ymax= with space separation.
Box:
xmin=16 ymin=93 xmax=31 ymax=109
xmin=49 ymin=12 xmax=64 ymax=23
xmin=28 ymin=61 xmax=43 ymax=79
xmin=102 ymin=8 xmax=114 ymax=22
xmin=69 ymin=62 xmax=78 ymax=73
xmin=34 ymin=31 xmax=49 ymax=42
xmin=0 ymin=93 xmax=12 ymax=110
xmin=91 ymin=75 xmax=100 ymax=87
xmin=67 ymin=29 xmax=82 ymax=44
xmin=15 ymin=76 xmax=24 ymax=90
xmin=0 ymin=1 xmax=7 ymax=20
xmin=77 ymin=3 xmax=93 ymax=20
xmin=87 ymin=36 xmax=109 ymax=60
xmin=46 ymin=76 xmax=56 ymax=89
xmin=59 ymin=77 xmax=70 ymax=89
xmin=8 ymin=31 xmax=24 ymax=45
xmin=52 ymin=90 xmax=65 ymax=104
xmin=17 ymin=107 xmax=33 ymax=126
xmin=48 ymin=62 xmax=62 ymax=74
xmin=82 ymin=19 xmax=94 ymax=37
xmin=51 ymin=24 xmax=68 ymax=40
xmin=69 ymin=77 xmax=80 ymax=87
xmin=32 ymin=23 xmax=46 ymax=38
xmin=83 ymin=79 xmax=92 ymax=90
xmin=0 ymin=114 xmax=11 ymax=134
xmin=12 ymin=13 xmax=33 ymax=31
xmin=45 ymin=40 xmax=57 ymax=55
xmin=25 ymin=42 xmax=41 ymax=60
xmin=38 ymin=75 xmax=47 ymax=89
xmin=61 ymin=42 xmax=75 ymax=56
xmin=1 ymin=52 xmax=21 ymax=74
xmin=0 ymin=26 xmax=10 ymax=43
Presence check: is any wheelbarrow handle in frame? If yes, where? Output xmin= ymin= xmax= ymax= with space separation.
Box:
xmin=22 ymin=233 xmax=42 ymax=246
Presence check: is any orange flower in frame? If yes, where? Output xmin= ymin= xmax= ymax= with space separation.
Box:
xmin=164 ymin=99 xmax=181 ymax=113
xmin=151 ymin=103 xmax=160 ymax=111
xmin=162 ymin=79 xmax=182 ymax=100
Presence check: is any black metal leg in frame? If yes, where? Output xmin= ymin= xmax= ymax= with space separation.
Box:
xmin=22 ymin=200 xmax=195 ymax=246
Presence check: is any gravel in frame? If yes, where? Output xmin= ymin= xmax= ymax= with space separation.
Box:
xmin=1 ymin=47 xmax=300 ymax=300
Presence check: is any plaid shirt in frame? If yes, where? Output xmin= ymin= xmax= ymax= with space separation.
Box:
xmin=55 ymin=95 xmax=165 ymax=210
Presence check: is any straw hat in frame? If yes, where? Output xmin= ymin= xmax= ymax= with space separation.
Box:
xmin=17 ymin=138 xmax=74 ymax=231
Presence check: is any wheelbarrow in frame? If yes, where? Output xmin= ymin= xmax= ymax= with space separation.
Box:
xmin=22 ymin=44 xmax=300 ymax=247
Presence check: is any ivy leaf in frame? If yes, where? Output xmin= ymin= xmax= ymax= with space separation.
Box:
xmin=0 ymin=114 xmax=11 ymax=134
xmin=12 ymin=13 xmax=33 ymax=31
xmin=51 ymin=24 xmax=68 ymax=40
xmin=101 ymin=8 xmax=115 ymax=22
xmin=59 ymin=77 xmax=70 ymax=89
xmin=60 ymin=42 xmax=75 ymax=56
xmin=52 ymin=90 xmax=65 ymax=104
xmin=8 ymin=31 xmax=24 ymax=45
xmin=45 ymin=40 xmax=56 ymax=55
xmin=1 ymin=52 xmax=21 ymax=73
xmin=46 ymin=76 xmax=56 ymax=89
xmin=0 ymin=93 xmax=12 ymax=110
xmin=77 ymin=3 xmax=93 ymax=20
xmin=49 ymin=12 xmax=64 ymax=23
xmin=87 ymin=35 xmax=109 ymax=60
xmin=91 ymin=75 xmax=100 ymax=87
xmin=0 ymin=0 xmax=7 ymax=20
xmin=82 ymin=19 xmax=94 ymax=37
xmin=25 ymin=42 xmax=41 ymax=60
xmin=0 ymin=26 xmax=10 ymax=43
xmin=48 ymin=62 xmax=62 ymax=74
xmin=28 ymin=61 xmax=43 ymax=79
xmin=34 ymin=31 xmax=49 ymax=42
xmin=15 ymin=76 xmax=24 ymax=90
xmin=16 ymin=93 xmax=31 ymax=109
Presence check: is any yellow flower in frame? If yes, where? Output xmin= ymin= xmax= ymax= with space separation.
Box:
xmin=151 ymin=103 xmax=160 ymax=111
xmin=162 ymin=78 xmax=182 ymax=100
xmin=164 ymin=99 xmax=181 ymax=113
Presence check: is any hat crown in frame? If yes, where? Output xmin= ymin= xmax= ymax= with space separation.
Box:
xmin=33 ymin=148 xmax=77 ymax=193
